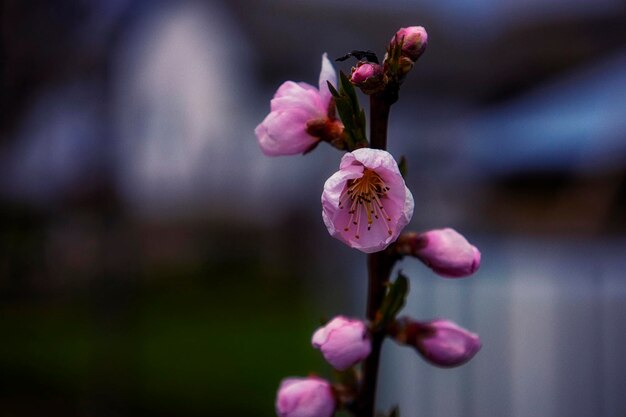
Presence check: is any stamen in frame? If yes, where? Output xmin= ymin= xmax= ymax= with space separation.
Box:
xmin=340 ymin=169 xmax=393 ymax=239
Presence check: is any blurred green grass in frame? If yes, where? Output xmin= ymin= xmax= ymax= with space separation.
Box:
xmin=0 ymin=236 xmax=330 ymax=417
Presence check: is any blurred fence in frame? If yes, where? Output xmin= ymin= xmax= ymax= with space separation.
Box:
xmin=370 ymin=236 xmax=626 ymax=417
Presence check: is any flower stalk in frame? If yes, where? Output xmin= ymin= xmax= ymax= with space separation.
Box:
xmin=357 ymin=252 xmax=395 ymax=417
xmin=355 ymin=92 xmax=398 ymax=417
xmin=369 ymin=96 xmax=392 ymax=151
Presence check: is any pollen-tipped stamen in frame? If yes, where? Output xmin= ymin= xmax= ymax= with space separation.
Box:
xmin=340 ymin=169 xmax=393 ymax=238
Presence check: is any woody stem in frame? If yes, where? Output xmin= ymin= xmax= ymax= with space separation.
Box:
xmin=354 ymin=94 xmax=395 ymax=417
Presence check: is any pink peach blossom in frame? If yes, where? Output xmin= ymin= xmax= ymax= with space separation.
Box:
xmin=392 ymin=317 xmax=481 ymax=368
xmin=391 ymin=26 xmax=428 ymax=61
xmin=322 ymin=148 xmax=414 ymax=253
xmin=312 ymin=316 xmax=371 ymax=370
xmin=415 ymin=319 xmax=481 ymax=368
xmin=255 ymin=53 xmax=340 ymax=156
xmin=400 ymin=228 xmax=481 ymax=278
xmin=275 ymin=376 xmax=335 ymax=417
xmin=350 ymin=62 xmax=386 ymax=94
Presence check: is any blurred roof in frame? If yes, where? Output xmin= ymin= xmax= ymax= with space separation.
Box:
xmin=463 ymin=50 xmax=626 ymax=176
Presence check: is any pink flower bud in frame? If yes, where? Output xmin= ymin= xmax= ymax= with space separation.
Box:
xmin=391 ymin=26 xmax=428 ymax=61
xmin=322 ymin=148 xmax=414 ymax=253
xmin=350 ymin=62 xmax=386 ymax=94
xmin=397 ymin=228 xmax=480 ymax=278
xmin=391 ymin=317 xmax=481 ymax=368
xmin=276 ymin=376 xmax=335 ymax=417
xmin=256 ymin=53 xmax=341 ymax=156
xmin=312 ymin=316 xmax=372 ymax=370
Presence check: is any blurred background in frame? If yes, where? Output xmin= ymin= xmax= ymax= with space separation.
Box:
xmin=1 ymin=0 xmax=626 ymax=416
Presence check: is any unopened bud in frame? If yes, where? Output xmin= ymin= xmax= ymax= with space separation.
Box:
xmin=312 ymin=316 xmax=372 ymax=371
xmin=391 ymin=26 xmax=428 ymax=62
xmin=276 ymin=376 xmax=335 ymax=417
xmin=391 ymin=317 xmax=481 ymax=368
xmin=396 ymin=228 xmax=481 ymax=278
xmin=350 ymin=62 xmax=387 ymax=94
xmin=396 ymin=56 xmax=414 ymax=78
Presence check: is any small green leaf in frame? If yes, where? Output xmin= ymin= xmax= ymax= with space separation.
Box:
xmin=327 ymin=81 xmax=340 ymax=98
xmin=376 ymin=406 xmax=400 ymax=417
xmin=359 ymin=109 xmax=367 ymax=133
xmin=377 ymin=272 xmax=409 ymax=329
xmin=398 ymin=156 xmax=407 ymax=178
xmin=340 ymin=71 xmax=359 ymax=109
xmin=334 ymin=367 xmax=358 ymax=388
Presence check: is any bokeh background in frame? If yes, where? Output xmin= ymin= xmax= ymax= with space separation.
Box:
xmin=2 ymin=1 xmax=626 ymax=416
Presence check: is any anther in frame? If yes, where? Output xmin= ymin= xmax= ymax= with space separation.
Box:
xmin=339 ymin=168 xmax=393 ymax=239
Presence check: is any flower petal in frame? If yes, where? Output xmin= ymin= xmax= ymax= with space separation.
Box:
xmin=271 ymin=81 xmax=326 ymax=116
xmin=255 ymin=109 xmax=318 ymax=156
xmin=318 ymin=53 xmax=337 ymax=108
xmin=276 ymin=377 xmax=335 ymax=417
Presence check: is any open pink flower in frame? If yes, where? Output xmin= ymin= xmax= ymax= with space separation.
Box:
xmin=312 ymin=316 xmax=371 ymax=370
xmin=276 ymin=376 xmax=335 ymax=417
xmin=322 ymin=148 xmax=414 ymax=253
xmin=255 ymin=53 xmax=342 ymax=156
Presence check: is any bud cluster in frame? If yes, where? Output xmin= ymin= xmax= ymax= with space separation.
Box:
xmin=385 ymin=26 xmax=428 ymax=82
xmin=348 ymin=26 xmax=429 ymax=96
xmin=276 ymin=316 xmax=371 ymax=417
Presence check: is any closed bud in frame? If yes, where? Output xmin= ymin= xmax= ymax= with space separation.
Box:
xmin=391 ymin=26 xmax=428 ymax=62
xmin=276 ymin=376 xmax=335 ymax=417
xmin=396 ymin=228 xmax=481 ymax=278
xmin=350 ymin=62 xmax=387 ymax=94
xmin=391 ymin=317 xmax=481 ymax=368
xmin=396 ymin=56 xmax=414 ymax=78
xmin=312 ymin=316 xmax=372 ymax=371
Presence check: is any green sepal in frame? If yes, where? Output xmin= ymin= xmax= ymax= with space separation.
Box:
xmin=327 ymin=81 xmax=341 ymax=99
xmin=384 ymin=35 xmax=405 ymax=78
xmin=333 ymin=367 xmax=358 ymax=389
xmin=398 ymin=155 xmax=407 ymax=178
xmin=375 ymin=272 xmax=409 ymax=331
xmin=376 ymin=406 xmax=400 ymax=417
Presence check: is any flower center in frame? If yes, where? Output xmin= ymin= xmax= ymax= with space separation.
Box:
xmin=339 ymin=169 xmax=392 ymax=239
